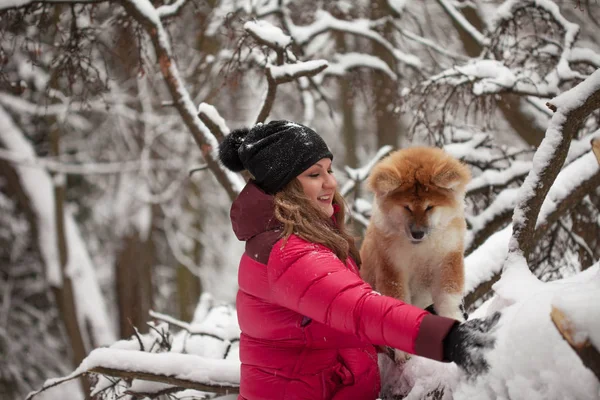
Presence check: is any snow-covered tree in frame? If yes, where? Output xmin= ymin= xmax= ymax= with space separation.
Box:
xmin=0 ymin=0 xmax=599 ymax=399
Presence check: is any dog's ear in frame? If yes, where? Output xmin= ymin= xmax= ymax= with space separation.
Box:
xmin=368 ymin=165 xmax=402 ymax=197
xmin=432 ymin=160 xmax=471 ymax=191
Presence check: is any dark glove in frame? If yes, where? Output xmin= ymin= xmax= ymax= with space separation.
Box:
xmin=443 ymin=312 xmax=501 ymax=376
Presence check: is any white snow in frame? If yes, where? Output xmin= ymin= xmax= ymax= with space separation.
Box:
xmin=467 ymin=161 xmax=532 ymax=194
xmin=288 ymin=10 xmax=421 ymax=68
xmin=268 ymin=59 xmax=328 ymax=81
xmin=244 ymin=20 xmax=292 ymax=49
xmin=455 ymin=60 xmax=516 ymax=95
xmin=387 ymin=0 xmax=409 ymax=16
xmin=320 ymin=52 xmax=396 ymax=81
xmin=537 ymin=150 xmax=600 ymax=228
xmin=551 ymin=267 xmax=600 ymax=350
xmin=437 ymin=0 xmax=489 ymax=47
xmin=381 ymin=265 xmax=600 ymax=400
xmin=464 ymin=225 xmax=511 ymax=295
xmin=0 ymin=107 xmax=117 ymax=348
xmin=456 ymin=265 xmax=600 ymax=400
xmin=197 ymin=102 xmax=231 ymax=136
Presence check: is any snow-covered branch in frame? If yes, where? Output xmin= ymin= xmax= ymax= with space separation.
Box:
xmin=550 ymin=289 xmax=600 ymax=381
xmin=26 ymin=349 xmax=240 ymax=400
xmin=287 ymin=10 xmax=421 ymax=69
xmin=436 ymin=0 xmax=488 ymax=48
xmin=510 ymin=69 xmax=600 ymax=258
xmin=118 ymin=0 xmax=244 ymax=201
xmin=156 ymin=0 xmax=189 ymax=19
xmin=244 ymin=20 xmax=292 ymax=51
xmin=267 ymin=60 xmax=328 ymax=84
xmin=197 ymin=102 xmax=230 ymax=143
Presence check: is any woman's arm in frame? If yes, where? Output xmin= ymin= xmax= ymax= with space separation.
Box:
xmin=268 ymin=236 xmax=456 ymax=361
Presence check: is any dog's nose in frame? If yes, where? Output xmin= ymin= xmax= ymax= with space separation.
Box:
xmin=410 ymin=230 xmax=425 ymax=240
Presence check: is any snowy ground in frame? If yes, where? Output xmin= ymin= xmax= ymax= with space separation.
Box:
xmin=378 ymin=263 xmax=600 ymax=400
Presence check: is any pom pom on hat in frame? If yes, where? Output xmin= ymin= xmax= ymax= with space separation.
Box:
xmin=218 ymin=127 xmax=249 ymax=172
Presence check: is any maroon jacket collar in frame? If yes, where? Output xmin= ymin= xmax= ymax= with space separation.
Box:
xmin=230 ymin=181 xmax=281 ymax=241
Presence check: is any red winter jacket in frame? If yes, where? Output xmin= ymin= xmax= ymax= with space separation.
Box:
xmin=231 ymin=182 xmax=456 ymax=400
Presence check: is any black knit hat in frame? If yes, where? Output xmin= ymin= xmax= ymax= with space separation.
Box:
xmin=218 ymin=120 xmax=333 ymax=194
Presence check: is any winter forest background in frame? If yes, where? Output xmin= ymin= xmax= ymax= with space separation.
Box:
xmin=1 ymin=0 xmax=600 ymax=399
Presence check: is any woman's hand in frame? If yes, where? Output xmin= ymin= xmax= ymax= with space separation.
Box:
xmin=443 ymin=312 xmax=501 ymax=376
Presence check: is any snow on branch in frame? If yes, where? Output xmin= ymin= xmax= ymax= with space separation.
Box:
xmin=535 ymin=150 xmax=600 ymax=235
xmin=422 ymin=60 xmax=558 ymax=98
xmin=244 ymin=20 xmax=292 ymax=50
xmin=341 ymin=145 xmax=394 ymax=198
xmin=243 ymin=19 xmax=330 ymax=124
xmin=28 ymin=298 xmax=241 ymax=399
xmin=118 ymin=0 xmax=244 ymax=201
xmin=464 ymin=144 xmax=600 ymax=308
xmin=26 ymin=349 xmax=239 ymax=400
xmin=462 ymin=72 xmax=600 ymax=307
xmin=550 ymin=279 xmax=600 ymax=381
xmin=268 ymin=60 xmax=328 ymax=84
xmin=510 ymin=69 xmax=600 ymax=258
xmin=492 ymin=0 xmax=580 ymax=82
xmin=317 ymin=52 xmax=397 ymax=82
xmin=197 ymin=102 xmax=230 ymax=143
xmin=156 ymin=0 xmax=189 ymax=19
xmin=481 ymin=69 xmax=600 ymax=307
xmin=437 ymin=0 xmax=488 ymax=47
xmin=288 ymin=10 xmax=421 ymax=69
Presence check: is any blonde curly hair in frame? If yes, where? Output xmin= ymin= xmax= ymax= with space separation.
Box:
xmin=273 ymin=179 xmax=361 ymax=266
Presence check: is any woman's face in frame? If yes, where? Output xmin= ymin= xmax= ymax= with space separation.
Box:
xmin=297 ymin=158 xmax=337 ymax=218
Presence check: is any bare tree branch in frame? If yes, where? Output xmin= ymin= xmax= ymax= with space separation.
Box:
xmin=118 ymin=0 xmax=244 ymax=201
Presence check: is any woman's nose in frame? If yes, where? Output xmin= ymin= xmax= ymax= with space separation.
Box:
xmin=324 ymin=172 xmax=337 ymax=188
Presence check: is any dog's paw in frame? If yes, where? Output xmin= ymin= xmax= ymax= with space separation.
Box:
xmin=394 ymin=349 xmax=411 ymax=364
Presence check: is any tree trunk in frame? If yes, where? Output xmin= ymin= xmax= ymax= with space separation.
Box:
xmin=49 ymin=127 xmax=91 ymax=397
xmin=177 ymin=183 xmax=203 ymax=322
xmin=115 ymin=224 xmax=155 ymax=338
xmin=370 ymin=0 xmax=403 ymax=149
xmin=336 ymin=32 xmax=359 ymax=169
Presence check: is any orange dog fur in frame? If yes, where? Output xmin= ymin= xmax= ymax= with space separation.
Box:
xmin=360 ymin=147 xmax=471 ymax=326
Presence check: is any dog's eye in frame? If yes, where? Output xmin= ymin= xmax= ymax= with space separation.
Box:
xmin=425 ymin=205 xmax=434 ymax=211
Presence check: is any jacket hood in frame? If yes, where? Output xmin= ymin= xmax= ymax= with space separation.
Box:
xmin=231 ymin=181 xmax=282 ymax=241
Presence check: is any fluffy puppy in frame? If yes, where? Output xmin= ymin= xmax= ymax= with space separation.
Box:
xmin=360 ymin=147 xmax=471 ymax=327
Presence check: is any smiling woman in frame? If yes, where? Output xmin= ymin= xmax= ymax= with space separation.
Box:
xmin=217 ymin=120 xmax=500 ymax=400
xmin=296 ymin=158 xmax=337 ymax=217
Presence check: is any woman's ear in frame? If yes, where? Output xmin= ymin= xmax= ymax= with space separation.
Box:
xmin=368 ymin=164 xmax=402 ymax=197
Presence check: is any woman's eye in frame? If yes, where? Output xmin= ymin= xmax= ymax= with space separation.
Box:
xmin=426 ymin=206 xmax=434 ymax=211
xmin=404 ymin=206 xmax=412 ymax=213
xmin=308 ymin=173 xmax=319 ymax=178
xmin=328 ymin=170 xmax=334 ymax=174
